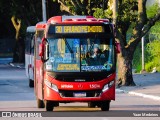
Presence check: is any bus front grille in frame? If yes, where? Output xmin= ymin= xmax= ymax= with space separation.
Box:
xmin=59 ymin=90 xmax=101 ymax=98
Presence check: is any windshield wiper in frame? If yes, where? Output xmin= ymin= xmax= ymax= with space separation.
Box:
xmin=63 ymin=38 xmax=73 ymax=53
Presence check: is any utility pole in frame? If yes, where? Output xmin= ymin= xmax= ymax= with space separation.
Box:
xmin=102 ymin=0 xmax=105 ymax=15
xmin=113 ymin=0 xmax=118 ymax=24
xmin=42 ymin=0 xmax=47 ymax=21
xmin=141 ymin=36 xmax=145 ymax=71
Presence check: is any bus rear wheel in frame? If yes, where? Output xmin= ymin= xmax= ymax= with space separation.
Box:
xmin=29 ymin=79 xmax=34 ymax=87
xmin=37 ymin=98 xmax=45 ymax=108
xmin=100 ymin=101 xmax=110 ymax=111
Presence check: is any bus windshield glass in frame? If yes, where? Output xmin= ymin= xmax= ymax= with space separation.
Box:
xmin=45 ymin=38 xmax=115 ymax=72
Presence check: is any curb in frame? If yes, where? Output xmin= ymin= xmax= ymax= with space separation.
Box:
xmin=10 ymin=63 xmax=15 ymax=67
xmin=116 ymin=89 xmax=160 ymax=101
xmin=116 ymin=89 xmax=126 ymax=93
xmin=128 ymin=91 xmax=160 ymax=101
xmin=9 ymin=63 xmax=25 ymax=69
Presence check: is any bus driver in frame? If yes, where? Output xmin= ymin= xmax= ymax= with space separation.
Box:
xmin=91 ymin=47 xmax=102 ymax=58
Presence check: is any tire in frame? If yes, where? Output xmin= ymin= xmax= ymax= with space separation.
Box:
xmin=45 ymin=100 xmax=54 ymax=111
xmin=37 ymin=98 xmax=45 ymax=108
xmin=29 ymin=79 xmax=34 ymax=87
xmin=100 ymin=101 xmax=110 ymax=111
xmin=88 ymin=102 xmax=96 ymax=108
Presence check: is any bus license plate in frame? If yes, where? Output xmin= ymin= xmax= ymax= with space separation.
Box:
xmin=73 ymin=92 xmax=86 ymax=97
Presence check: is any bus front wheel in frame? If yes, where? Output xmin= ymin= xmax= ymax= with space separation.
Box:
xmin=45 ymin=100 xmax=54 ymax=111
xmin=100 ymin=101 xmax=110 ymax=111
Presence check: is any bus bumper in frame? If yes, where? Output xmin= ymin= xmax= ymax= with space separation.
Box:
xmin=43 ymin=79 xmax=115 ymax=102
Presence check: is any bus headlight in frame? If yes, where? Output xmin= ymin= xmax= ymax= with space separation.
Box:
xmin=44 ymin=79 xmax=59 ymax=92
xmin=102 ymin=80 xmax=114 ymax=92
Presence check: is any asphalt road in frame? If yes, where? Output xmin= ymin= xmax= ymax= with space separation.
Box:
xmin=0 ymin=64 xmax=160 ymax=119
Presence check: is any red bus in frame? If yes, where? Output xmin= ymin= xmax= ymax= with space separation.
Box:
xmin=25 ymin=22 xmax=46 ymax=87
xmin=35 ymin=16 xmax=119 ymax=111
xmin=34 ymin=22 xmax=46 ymax=96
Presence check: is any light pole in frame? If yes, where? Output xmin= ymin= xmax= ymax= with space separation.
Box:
xmin=141 ymin=35 xmax=145 ymax=71
xmin=42 ymin=0 xmax=47 ymax=21
xmin=113 ymin=0 xmax=118 ymax=24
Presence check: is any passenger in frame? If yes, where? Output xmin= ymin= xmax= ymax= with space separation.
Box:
xmin=86 ymin=52 xmax=90 ymax=58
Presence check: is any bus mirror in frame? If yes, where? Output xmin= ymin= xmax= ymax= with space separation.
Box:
xmin=116 ymin=42 xmax=121 ymax=53
xmin=45 ymin=42 xmax=49 ymax=61
xmin=39 ymin=44 xmax=43 ymax=56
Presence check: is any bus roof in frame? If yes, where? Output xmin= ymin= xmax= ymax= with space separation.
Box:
xmin=47 ymin=16 xmax=109 ymax=24
xmin=36 ymin=21 xmax=46 ymax=30
xmin=26 ymin=26 xmax=36 ymax=32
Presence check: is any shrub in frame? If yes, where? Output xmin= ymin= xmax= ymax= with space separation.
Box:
xmin=146 ymin=40 xmax=160 ymax=72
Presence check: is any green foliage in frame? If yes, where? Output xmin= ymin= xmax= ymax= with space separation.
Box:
xmin=150 ymin=21 xmax=160 ymax=33
xmin=146 ymin=40 xmax=160 ymax=72
xmin=59 ymin=0 xmax=106 ymax=15
xmin=132 ymin=44 xmax=142 ymax=72
xmin=93 ymin=8 xmax=112 ymax=19
xmin=147 ymin=1 xmax=160 ymax=18
xmin=93 ymin=8 xmax=106 ymax=19
xmin=147 ymin=40 xmax=160 ymax=58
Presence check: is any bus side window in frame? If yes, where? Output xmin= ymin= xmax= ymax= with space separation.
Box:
xmin=25 ymin=33 xmax=31 ymax=54
xmin=36 ymin=40 xmax=41 ymax=60
xmin=31 ymin=35 xmax=35 ymax=55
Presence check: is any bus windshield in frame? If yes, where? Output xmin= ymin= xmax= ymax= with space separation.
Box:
xmin=45 ymin=38 xmax=115 ymax=72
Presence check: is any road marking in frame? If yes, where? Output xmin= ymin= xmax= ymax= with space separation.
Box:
xmin=116 ymin=89 xmax=160 ymax=101
xmin=128 ymin=91 xmax=160 ymax=101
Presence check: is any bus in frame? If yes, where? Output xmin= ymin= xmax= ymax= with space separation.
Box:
xmin=25 ymin=26 xmax=36 ymax=87
xmin=34 ymin=16 xmax=119 ymax=111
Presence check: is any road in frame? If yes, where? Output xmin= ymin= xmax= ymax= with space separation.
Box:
xmin=0 ymin=64 xmax=160 ymax=119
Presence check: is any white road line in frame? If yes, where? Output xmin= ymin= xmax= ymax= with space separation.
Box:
xmin=116 ymin=89 xmax=160 ymax=101
xmin=128 ymin=91 xmax=160 ymax=101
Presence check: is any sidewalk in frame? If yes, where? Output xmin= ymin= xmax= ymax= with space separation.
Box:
xmin=116 ymin=73 xmax=160 ymax=101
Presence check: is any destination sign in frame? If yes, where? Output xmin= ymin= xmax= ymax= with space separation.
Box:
xmin=57 ymin=64 xmax=80 ymax=71
xmin=55 ymin=26 xmax=104 ymax=33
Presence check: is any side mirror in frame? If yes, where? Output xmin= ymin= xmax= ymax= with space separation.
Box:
xmin=115 ymin=42 xmax=121 ymax=53
xmin=39 ymin=37 xmax=49 ymax=62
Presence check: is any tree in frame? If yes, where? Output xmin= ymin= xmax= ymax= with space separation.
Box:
xmin=57 ymin=0 xmax=108 ymax=15
xmin=11 ymin=16 xmax=23 ymax=62
xmin=114 ymin=0 xmax=160 ymax=86
xmin=0 ymin=0 xmax=43 ymax=62
xmin=9 ymin=0 xmax=41 ymax=62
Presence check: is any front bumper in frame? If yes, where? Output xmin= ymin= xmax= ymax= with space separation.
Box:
xmin=43 ymin=73 xmax=116 ymax=102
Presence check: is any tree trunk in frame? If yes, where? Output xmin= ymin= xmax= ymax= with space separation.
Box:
xmin=11 ymin=16 xmax=24 ymax=63
xmin=117 ymin=51 xmax=136 ymax=86
xmin=12 ymin=37 xmax=25 ymax=63
xmin=18 ymin=37 xmax=25 ymax=63
xmin=12 ymin=41 xmax=19 ymax=63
